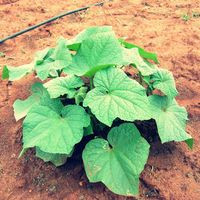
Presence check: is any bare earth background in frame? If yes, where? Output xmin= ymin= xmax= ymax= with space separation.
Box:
xmin=0 ymin=0 xmax=200 ymax=199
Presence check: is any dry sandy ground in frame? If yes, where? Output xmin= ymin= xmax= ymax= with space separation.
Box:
xmin=0 ymin=0 xmax=200 ymax=199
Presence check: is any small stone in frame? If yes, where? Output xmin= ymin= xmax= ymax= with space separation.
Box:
xmin=185 ymin=172 xmax=193 ymax=178
xmin=79 ymin=181 xmax=83 ymax=186
xmin=79 ymin=195 xmax=85 ymax=200
xmin=11 ymin=154 xmax=16 ymax=158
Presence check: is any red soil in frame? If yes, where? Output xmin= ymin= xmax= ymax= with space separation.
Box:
xmin=0 ymin=0 xmax=200 ymax=199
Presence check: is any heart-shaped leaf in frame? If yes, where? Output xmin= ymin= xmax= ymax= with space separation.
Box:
xmin=67 ymin=26 xmax=113 ymax=50
xmin=44 ymin=76 xmax=84 ymax=98
xmin=149 ymin=95 xmax=192 ymax=144
xmin=83 ymin=67 xmax=151 ymax=126
xmin=35 ymin=39 xmax=72 ymax=80
xmin=36 ymin=147 xmax=73 ymax=167
xmin=131 ymin=48 xmax=157 ymax=76
xmin=13 ymin=82 xmax=62 ymax=121
xmin=22 ymin=105 xmax=90 ymax=154
xmin=83 ymin=123 xmax=150 ymax=196
xmin=64 ymin=32 xmax=128 ymax=77
xmin=151 ymin=69 xmax=178 ymax=99
xmin=2 ymin=63 xmax=34 ymax=81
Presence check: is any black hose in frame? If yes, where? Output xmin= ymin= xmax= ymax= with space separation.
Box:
xmin=0 ymin=1 xmax=106 ymax=44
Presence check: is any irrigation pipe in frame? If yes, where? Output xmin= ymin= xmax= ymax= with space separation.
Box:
xmin=0 ymin=1 xmax=108 ymax=44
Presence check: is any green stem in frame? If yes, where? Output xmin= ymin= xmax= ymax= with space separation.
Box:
xmin=138 ymin=72 xmax=143 ymax=85
xmin=147 ymin=86 xmax=153 ymax=96
xmin=57 ymin=69 xmax=63 ymax=77
xmin=90 ymin=77 xmax=94 ymax=90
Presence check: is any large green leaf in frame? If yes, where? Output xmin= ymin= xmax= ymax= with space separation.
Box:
xmin=83 ymin=123 xmax=150 ymax=196
xmin=131 ymin=48 xmax=157 ymax=76
xmin=149 ymin=95 xmax=192 ymax=143
xmin=67 ymin=26 xmax=113 ymax=51
xmin=120 ymin=47 xmax=138 ymax=66
xmin=13 ymin=82 xmax=62 ymax=121
xmin=22 ymin=105 xmax=90 ymax=154
xmin=83 ymin=67 xmax=151 ymax=126
xmin=34 ymin=47 xmax=54 ymax=64
xmin=44 ymin=76 xmax=84 ymax=98
xmin=2 ymin=63 xmax=34 ymax=81
xmin=50 ymin=37 xmax=71 ymax=61
xmin=151 ymin=69 xmax=178 ymax=99
xmin=36 ymin=147 xmax=73 ymax=167
xmin=34 ymin=48 xmax=56 ymax=80
xmin=119 ymin=38 xmax=158 ymax=63
xmin=35 ymin=39 xmax=72 ymax=80
xmin=63 ymin=32 xmax=128 ymax=77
